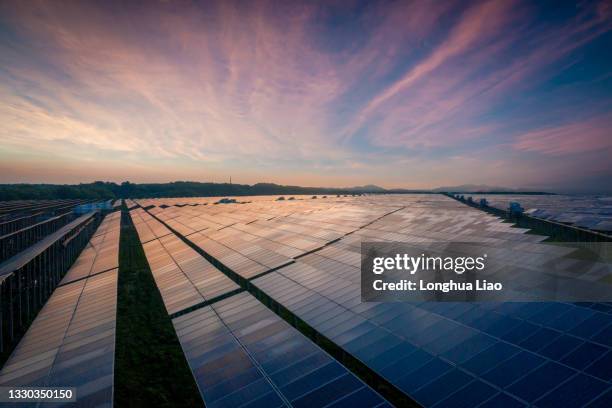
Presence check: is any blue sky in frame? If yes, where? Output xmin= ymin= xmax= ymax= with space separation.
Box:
xmin=0 ymin=0 xmax=610 ymax=192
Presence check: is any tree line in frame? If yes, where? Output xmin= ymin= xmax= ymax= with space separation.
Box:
xmin=0 ymin=181 xmax=374 ymax=200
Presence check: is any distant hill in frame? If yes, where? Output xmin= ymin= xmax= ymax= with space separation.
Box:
xmin=345 ymin=184 xmax=386 ymax=192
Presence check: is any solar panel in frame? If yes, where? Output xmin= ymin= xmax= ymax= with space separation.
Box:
xmin=129 ymin=207 xmax=173 ymax=243
xmin=252 ymin=261 xmax=612 ymax=406
xmin=187 ymin=233 xmax=270 ymax=279
xmin=136 ymin=228 xmax=240 ymax=315
xmin=60 ymin=211 xmax=121 ymax=286
xmin=0 ymin=269 xmax=118 ymax=407
xmin=172 ymin=291 xmax=389 ymax=408
xmin=471 ymin=194 xmax=612 ymax=233
xmin=135 ymin=194 xmax=612 ymax=407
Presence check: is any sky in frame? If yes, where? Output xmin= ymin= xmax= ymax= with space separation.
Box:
xmin=0 ymin=0 xmax=611 ymax=193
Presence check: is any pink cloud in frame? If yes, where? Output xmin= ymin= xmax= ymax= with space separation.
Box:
xmin=513 ymin=115 xmax=612 ymax=155
xmin=357 ymin=0 xmax=518 ymax=118
xmin=345 ymin=0 xmax=611 ymax=150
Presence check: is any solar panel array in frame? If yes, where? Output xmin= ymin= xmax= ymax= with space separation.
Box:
xmin=140 ymin=232 xmax=241 ymax=315
xmin=60 ymin=211 xmax=121 ymax=286
xmin=0 ymin=199 xmax=89 ymax=222
xmin=173 ymin=292 xmax=390 ymax=408
xmin=0 ymin=271 xmax=118 ymax=407
xmin=0 ymin=211 xmax=120 ymax=407
xmin=130 ymin=205 xmax=390 ymax=407
xmin=133 ymin=194 xmax=612 ymax=407
xmin=471 ymin=194 xmax=612 ymax=234
xmin=130 ymin=207 xmax=173 ymax=243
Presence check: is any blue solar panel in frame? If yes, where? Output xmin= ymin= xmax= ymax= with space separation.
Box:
xmin=535 ymin=373 xmax=608 ymax=407
xmin=569 ymin=312 xmax=612 ymax=338
xmin=527 ymin=303 xmax=574 ymax=325
xmin=171 ymin=292 xmax=388 ymax=407
xmin=506 ymin=361 xmax=575 ymax=402
xmin=253 ymin=266 xmax=612 ymax=407
xmin=435 ymin=379 xmax=498 ymax=408
xmin=482 ymin=351 xmax=545 ymax=388
xmin=519 ymin=327 xmax=561 ymax=352
xmin=394 ymin=358 xmax=453 ymax=394
xmin=380 ymin=348 xmax=432 ymax=380
xmin=476 ymin=314 xmax=523 ymax=338
xmin=411 ymin=369 xmax=472 ymax=406
xmin=547 ymin=306 xmax=594 ymax=331
xmin=135 ymin=196 xmax=612 ymax=407
xmin=462 ymin=341 xmax=520 ymax=376
xmin=591 ymin=324 xmax=612 ymax=347
xmin=538 ymin=334 xmax=583 ymax=360
xmin=479 ymin=392 xmax=526 ymax=407
xmin=562 ymin=342 xmax=608 ymax=370
xmin=502 ymin=321 xmax=542 ymax=344
xmin=584 ymin=351 xmax=612 ymax=381
xmin=587 ymin=388 xmax=612 ymax=407
xmin=439 ymin=332 xmax=497 ymax=363
xmin=591 ymin=304 xmax=612 ymax=314
xmin=369 ymin=342 xmax=418 ymax=372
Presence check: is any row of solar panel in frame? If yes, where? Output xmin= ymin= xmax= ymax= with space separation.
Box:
xmin=0 ymin=200 xmax=90 ymax=236
xmin=173 ymin=292 xmax=390 ymax=408
xmin=0 ymin=270 xmax=117 ymax=395
xmin=253 ymin=259 xmax=612 ymax=407
xmin=0 ymin=211 xmax=121 ymax=407
xmin=470 ymin=195 xmax=612 ymax=233
xmin=142 ymin=234 xmax=240 ymax=315
xmin=60 ymin=211 xmax=121 ymax=286
xmin=137 ymin=194 xmax=612 ymax=407
xmin=141 ymin=200 xmax=388 ymax=284
xmin=135 ymin=194 xmax=348 ymax=208
xmin=0 ymin=199 xmax=88 ymax=217
xmin=130 ymin=207 xmax=173 ymax=243
xmin=130 ymin=209 xmax=391 ymax=407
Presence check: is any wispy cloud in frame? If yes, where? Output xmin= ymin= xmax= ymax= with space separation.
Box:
xmin=359 ymin=0 xmax=517 ymax=120
xmin=0 ymin=0 xmax=610 ymax=191
xmin=513 ymin=115 xmax=612 ymax=155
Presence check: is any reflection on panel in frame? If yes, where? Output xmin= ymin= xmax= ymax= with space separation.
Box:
xmin=253 ymin=258 xmax=612 ymax=407
xmin=135 ymin=226 xmax=240 ymax=315
xmin=172 ymin=292 xmax=389 ymax=408
xmin=472 ymin=194 xmax=612 ymax=233
xmin=60 ymin=211 xmax=121 ymax=286
xmin=136 ymin=194 xmax=612 ymax=406
xmin=130 ymin=207 xmax=172 ymax=244
xmin=0 ymin=269 xmax=118 ymax=407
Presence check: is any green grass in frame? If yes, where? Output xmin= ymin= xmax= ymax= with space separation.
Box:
xmin=114 ymin=209 xmax=202 ymax=407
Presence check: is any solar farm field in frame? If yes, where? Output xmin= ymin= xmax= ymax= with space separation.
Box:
xmin=471 ymin=195 xmax=612 ymax=234
xmin=1 ymin=194 xmax=611 ymax=407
